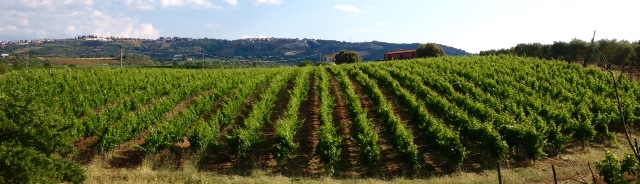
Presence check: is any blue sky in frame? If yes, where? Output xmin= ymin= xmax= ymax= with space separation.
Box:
xmin=1 ymin=0 xmax=638 ymax=53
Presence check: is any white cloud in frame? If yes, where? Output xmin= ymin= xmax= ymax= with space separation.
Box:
xmin=376 ymin=22 xmax=385 ymax=26
xmin=225 ymin=0 xmax=238 ymax=6
xmin=204 ymin=23 xmax=221 ymax=29
xmin=124 ymin=0 xmax=156 ymax=10
xmin=130 ymin=23 xmax=162 ymax=38
xmin=0 ymin=1 xmax=161 ymax=40
xmin=255 ymin=0 xmax=283 ymax=5
xmin=333 ymin=5 xmax=361 ymax=13
xmin=160 ymin=0 xmax=222 ymax=9
xmin=0 ymin=25 xmax=18 ymax=32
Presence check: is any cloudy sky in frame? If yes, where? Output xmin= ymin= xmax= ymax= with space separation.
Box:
xmin=1 ymin=0 xmax=638 ymax=53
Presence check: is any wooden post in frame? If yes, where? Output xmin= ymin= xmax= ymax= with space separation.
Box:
xmin=497 ymin=161 xmax=503 ymax=184
xmin=552 ymin=165 xmax=558 ymax=184
xmin=635 ymin=138 xmax=639 ymax=154
xmin=120 ymin=49 xmax=123 ymax=68
xmin=588 ymin=163 xmax=597 ymax=184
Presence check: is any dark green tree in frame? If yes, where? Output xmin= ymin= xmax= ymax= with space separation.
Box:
xmin=297 ymin=60 xmax=314 ymax=67
xmin=334 ymin=50 xmax=362 ymax=64
xmin=416 ymin=43 xmax=445 ymax=58
xmin=567 ymin=39 xmax=589 ymax=64
xmin=611 ymin=40 xmax=634 ymax=67
xmin=633 ymin=43 xmax=640 ymax=67
xmin=550 ymin=41 xmax=568 ymax=60
xmin=0 ymin=91 xmax=86 ymax=183
xmin=514 ymin=43 xmax=543 ymax=58
xmin=596 ymin=39 xmax=634 ymax=68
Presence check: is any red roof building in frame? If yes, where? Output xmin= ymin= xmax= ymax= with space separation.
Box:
xmin=384 ymin=50 xmax=417 ymax=60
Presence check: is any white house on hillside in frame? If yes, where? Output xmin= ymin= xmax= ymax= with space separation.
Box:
xmin=323 ymin=54 xmax=336 ymax=63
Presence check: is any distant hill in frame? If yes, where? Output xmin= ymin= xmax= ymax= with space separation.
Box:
xmin=0 ymin=37 xmax=471 ymax=65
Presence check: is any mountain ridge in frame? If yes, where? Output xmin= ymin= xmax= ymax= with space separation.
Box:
xmin=0 ymin=37 xmax=471 ymax=64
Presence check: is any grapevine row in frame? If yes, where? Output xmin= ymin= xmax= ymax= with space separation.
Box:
xmin=231 ymin=69 xmax=296 ymax=158
xmin=329 ymin=67 xmax=381 ymax=167
xmin=316 ymin=67 xmax=342 ymax=173
xmin=359 ymin=65 xmax=466 ymax=164
xmin=273 ymin=67 xmax=312 ymax=163
xmin=380 ymin=64 xmax=508 ymax=160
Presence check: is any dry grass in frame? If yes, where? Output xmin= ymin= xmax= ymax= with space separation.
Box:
xmin=84 ymin=134 xmax=636 ymax=184
xmin=45 ymin=57 xmax=118 ymax=66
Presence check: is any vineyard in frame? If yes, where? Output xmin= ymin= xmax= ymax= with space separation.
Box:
xmin=2 ymin=55 xmax=640 ymax=181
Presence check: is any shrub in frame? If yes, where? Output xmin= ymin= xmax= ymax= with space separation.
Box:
xmin=0 ymin=64 xmax=8 ymax=74
xmin=596 ymin=150 xmax=623 ymax=184
xmin=297 ymin=60 xmax=314 ymax=67
xmin=0 ymin=91 xmax=86 ymax=183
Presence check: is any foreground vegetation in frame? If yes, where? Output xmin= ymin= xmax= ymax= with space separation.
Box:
xmin=1 ymin=55 xmax=640 ymax=183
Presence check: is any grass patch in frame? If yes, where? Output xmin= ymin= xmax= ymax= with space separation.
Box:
xmin=84 ymin=134 xmax=634 ymax=183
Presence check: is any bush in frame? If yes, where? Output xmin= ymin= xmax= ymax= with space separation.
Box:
xmin=621 ymin=153 xmax=639 ymax=175
xmin=0 ymin=64 xmax=8 ymax=74
xmin=0 ymin=91 xmax=86 ymax=183
xmin=596 ymin=150 xmax=623 ymax=184
xmin=0 ymin=144 xmax=86 ymax=184
xmin=298 ymin=60 xmax=314 ymax=67
xmin=43 ymin=59 xmax=52 ymax=67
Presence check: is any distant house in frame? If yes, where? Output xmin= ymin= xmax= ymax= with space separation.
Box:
xmin=324 ymin=54 xmax=336 ymax=63
xmin=384 ymin=50 xmax=417 ymax=60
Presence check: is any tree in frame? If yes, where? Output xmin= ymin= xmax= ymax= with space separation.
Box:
xmin=416 ymin=43 xmax=445 ymax=58
xmin=611 ymin=40 xmax=634 ymax=67
xmin=551 ymin=41 xmax=568 ymax=60
xmin=514 ymin=43 xmax=544 ymax=58
xmin=567 ymin=39 xmax=589 ymax=64
xmin=0 ymin=91 xmax=86 ymax=183
xmin=633 ymin=43 xmax=640 ymax=68
xmin=334 ymin=50 xmax=362 ymax=64
xmin=298 ymin=60 xmax=314 ymax=67
xmin=595 ymin=39 xmax=634 ymax=68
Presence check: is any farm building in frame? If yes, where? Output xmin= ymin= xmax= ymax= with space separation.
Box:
xmin=384 ymin=50 xmax=416 ymax=60
xmin=323 ymin=54 xmax=336 ymax=63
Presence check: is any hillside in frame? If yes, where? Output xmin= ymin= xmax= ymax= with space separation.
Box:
xmin=0 ymin=37 xmax=470 ymax=65
xmin=1 ymin=56 xmax=638 ymax=183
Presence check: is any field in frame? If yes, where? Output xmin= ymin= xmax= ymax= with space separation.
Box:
xmin=43 ymin=57 xmax=120 ymax=66
xmin=2 ymin=55 xmax=640 ymax=183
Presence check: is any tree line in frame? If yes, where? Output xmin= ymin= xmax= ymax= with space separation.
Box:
xmin=479 ymin=39 xmax=640 ymax=69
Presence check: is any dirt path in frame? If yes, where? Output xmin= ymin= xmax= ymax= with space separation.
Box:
xmin=363 ymin=68 xmax=442 ymax=176
xmin=201 ymin=80 xmax=272 ymax=174
xmin=347 ymin=75 xmax=404 ymax=177
xmin=249 ymin=76 xmax=297 ymax=173
xmin=328 ymin=72 xmax=363 ymax=178
xmin=292 ymin=72 xmax=323 ymax=176
xmin=104 ymin=88 xmax=211 ymax=169
xmin=73 ymin=136 xmax=100 ymax=165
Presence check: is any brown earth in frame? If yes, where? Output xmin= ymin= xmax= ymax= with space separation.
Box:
xmin=44 ymin=57 xmax=119 ymax=66
xmin=291 ymin=72 xmax=323 ymax=177
xmin=328 ymin=71 xmax=364 ymax=178
xmin=347 ymin=73 xmax=404 ymax=177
